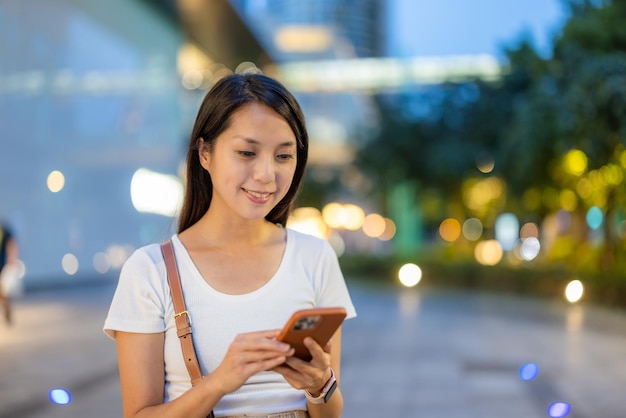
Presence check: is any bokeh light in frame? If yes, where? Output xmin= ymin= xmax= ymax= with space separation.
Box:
xmin=601 ymin=163 xmax=623 ymax=185
xmin=327 ymin=231 xmax=345 ymax=257
xmin=398 ymin=263 xmax=422 ymax=287
xmin=320 ymin=202 xmax=365 ymax=231
xmin=439 ymin=218 xmax=461 ymax=242
xmin=181 ymin=69 xmax=203 ymax=89
xmin=563 ymin=149 xmax=587 ymax=176
xmin=49 ymin=388 xmax=72 ymax=405
xmin=474 ymin=240 xmax=503 ymax=266
xmin=519 ymin=363 xmax=539 ymax=381
xmin=130 ymin=168 xmax=183 ymax=217
xmin=462 ymin=218 xmax=483 ymax=241
xmin=287 ymin=207 xmax=328 ymax=238
xmin=559 ymin=189 xmax=578 ymax=211
xmin=565 ymin=280 xmax=584 ymax=303
xmin=476 ymin=155 xmax=495 ymax=173
xmin=520 ymin=237 xmax=541 ymax=261
xmin=362 ymin=213 xmax=386 ymax=238
xmin=107 ymin=245 xmax=132 ymax=269
xmin=322 ymin=202 xmax=345 ymax=229
xmin=463 ymin=177 xmax=504 ymax=214
xmin=378 ymin=218 xmax=397 ymax=241
xmin=520 ymin=222 xmax=539 ymax=239
xmin=93 ymin=252 xmax=112 ymax=274
xmin=548 ymin=402 xmax=571 ymax=417
xmin=47 ymin=170 xmax=65 ymax=193
xmin=555 ymin=210 xmax=572 ymax=233
xmin=61 ymin=253 xmax=79 ymax=275
xmin=342 ymin=203 xmax=365 ymax=230
xmin=495 ymin=213 xmax=519 ymax=251
xmin=586 ymin=206 xmax=603 ymax=230
xmin=10 ymin=259 xmax=27 ymax=280
xmin=576 ymin=177 xmax=593 ymax=199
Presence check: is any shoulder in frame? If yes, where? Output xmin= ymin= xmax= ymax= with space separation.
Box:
xmin=116 ymin=242 xmax=170 ymax=298
xmin=286 ymin=228 xmax=338 ymax=260
xmin=287 ymin=228 xmax=331 ymax=249
xmin=129 ymin=242 xmax=163 ymax=263
xmin=121 ymin=242 xmax=165 ymax=276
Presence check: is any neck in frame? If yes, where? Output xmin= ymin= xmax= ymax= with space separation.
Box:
xmin=193 ymin=211 xmax=280 ymax=247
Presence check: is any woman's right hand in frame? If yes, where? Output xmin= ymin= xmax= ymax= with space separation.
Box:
xmin=209 ymin=329 xmax=294 ymax=395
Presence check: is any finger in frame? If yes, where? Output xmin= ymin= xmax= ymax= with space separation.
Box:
xmin=274 ymin=360 xmax=325 ymax=391
xmin=232 ymin=335 xmax=292 ymax=354
xmin=237 ymin=329 xmax=282 ymax=340
xmin=257 ymin=355 xmax=289 ymax=371
xmin=231 ymin=347 xmax=294 ymax=366
xmin=303 ymin=337 xmax=327 ymax=358
xmin=229 ymin=355 xmax=288 ymax=381
xmin=283 ymin=355 xmax=308 ymax=369
xmin=272 ymin=364 xmax=296 ymax=377
xmin=272 ymin=364 xmax=309 ymax=389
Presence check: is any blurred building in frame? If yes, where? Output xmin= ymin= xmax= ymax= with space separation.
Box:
xmin=229 ymin=0 xmax=387 ymax=60
xmin=0 ymin=0 xmax=271 ymax=286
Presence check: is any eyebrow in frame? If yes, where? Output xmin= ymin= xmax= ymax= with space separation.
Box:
xmin=235 ymin=136 xmax=296 ymax=147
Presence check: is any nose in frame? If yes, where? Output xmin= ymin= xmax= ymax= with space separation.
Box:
xmin=253 ymin=156 xmax=275 ymax=184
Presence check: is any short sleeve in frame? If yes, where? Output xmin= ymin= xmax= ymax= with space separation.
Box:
xmin=103 ymin=246 xmax=170 ymax=339
xmin=315 ymin=240 xmax=357 ymax=320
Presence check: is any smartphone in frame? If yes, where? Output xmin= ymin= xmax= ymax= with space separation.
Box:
xmin=277 ymin=307 xmax=347 ymax=361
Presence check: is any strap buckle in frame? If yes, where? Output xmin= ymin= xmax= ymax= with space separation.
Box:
xmin=174 ymin=310 xmax=192 ymax=326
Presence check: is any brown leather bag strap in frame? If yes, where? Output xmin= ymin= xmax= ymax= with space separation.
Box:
xmin=160 ymin=240 xmax=204 ymax=386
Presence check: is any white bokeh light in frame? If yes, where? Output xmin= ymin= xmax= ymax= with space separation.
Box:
xmin=130 ymin=168 xmax=183 ymax=217
xmin=520 ymin=237 xmax=541 ymax=260
xmin=398 ymin=263 xmax=422 ymax=287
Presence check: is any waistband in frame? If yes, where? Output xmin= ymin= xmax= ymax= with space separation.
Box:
xmin=220 ymin=410 xmax=308 ymax=418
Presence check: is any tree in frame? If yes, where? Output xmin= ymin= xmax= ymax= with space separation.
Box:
xmin=354 ymin=0 xmax=626 ymax=275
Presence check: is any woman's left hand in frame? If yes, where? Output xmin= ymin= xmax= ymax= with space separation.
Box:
xmin=272 ymin=337 xmax=332 ymax=393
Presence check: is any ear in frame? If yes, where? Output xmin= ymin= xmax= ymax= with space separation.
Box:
xmin=197 ymin=137 xmax=211 ymax=170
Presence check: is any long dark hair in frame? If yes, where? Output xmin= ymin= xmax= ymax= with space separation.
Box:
xmin=177 ymin=74 xmax=309 ymax=233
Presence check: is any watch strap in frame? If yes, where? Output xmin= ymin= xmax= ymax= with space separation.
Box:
xmin=305 ymin=368 xmax=337 ymax=404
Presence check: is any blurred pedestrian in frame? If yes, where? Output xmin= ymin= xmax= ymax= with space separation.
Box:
xmin=0 ymin=222 xmax=19 ymax=326
xmin=104 ymin=73 xmax=356 ymax=418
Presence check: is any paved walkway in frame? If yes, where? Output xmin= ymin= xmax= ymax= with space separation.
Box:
xmin=1 ymin=280 xmax=625 ymax=418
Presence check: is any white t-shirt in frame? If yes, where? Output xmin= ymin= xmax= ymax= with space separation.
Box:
xmin=104 ymin=228 xmax=356 ymax=416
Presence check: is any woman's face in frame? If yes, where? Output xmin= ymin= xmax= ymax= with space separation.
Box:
xmin=199 ymin=103 xmax=298 ymax=223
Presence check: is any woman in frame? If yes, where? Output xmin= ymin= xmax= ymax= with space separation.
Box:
xmin=104 ymin=73 xmax=356 ymax=418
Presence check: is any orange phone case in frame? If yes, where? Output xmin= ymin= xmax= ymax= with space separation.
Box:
xmin=277 ymin=307 xmax=347 ymax=361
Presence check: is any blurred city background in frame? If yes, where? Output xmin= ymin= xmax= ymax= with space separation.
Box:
xmin=2 ymin=0 xmax=626 ymax=417
xmin=1 ymin=0 xmax=625 ymax=302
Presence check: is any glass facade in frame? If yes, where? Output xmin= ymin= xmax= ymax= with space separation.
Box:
xmin=0 ymin=0 xmax=194 ymax=286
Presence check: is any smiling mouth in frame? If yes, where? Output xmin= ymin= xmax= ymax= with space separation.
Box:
xmin=243 ymin=188 xmax=272 ymax=199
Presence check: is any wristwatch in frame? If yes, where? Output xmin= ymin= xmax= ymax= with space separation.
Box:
xmin=304 ymin=368 xmax=337 ymax=404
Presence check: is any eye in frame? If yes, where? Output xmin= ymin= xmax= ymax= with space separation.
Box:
xmin=277 ymin=153 xmax=295 ymax=161
xmin=237 ymin=151 xmax=255 ymax=157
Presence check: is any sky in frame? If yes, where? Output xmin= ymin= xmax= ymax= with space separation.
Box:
xmin=388 ymin=0 xmax=568 ymax=59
